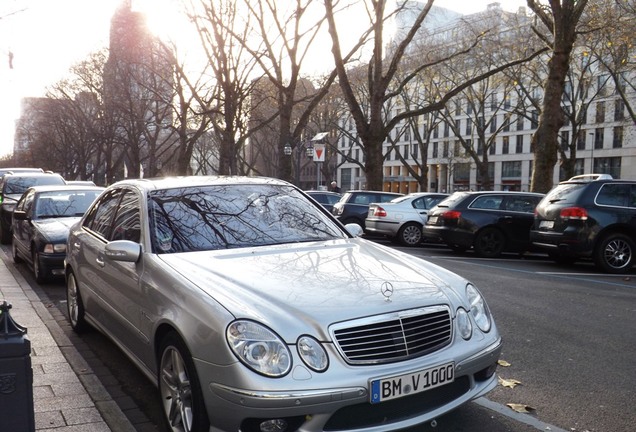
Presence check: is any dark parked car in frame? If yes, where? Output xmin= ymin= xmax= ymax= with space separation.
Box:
xmin=0 ymin=167 xmax=44 ymax=177
xmin=530 ymin=175 xmax=636 ymax=273
xmin=64 ymin=176 xmax=501 ymax=432
xmin=12 ymin=185 xmax=104 ymax=282
xmin=305 ymin=190 xmax=342 ymax=213
xmin=423 ymin=191 xmax=544 ymax=258
xmin=365 ymin=193 xmax=449 ymax=246
xmin=0 ymin=172 xmax=66 ymax=244
xmin=331 ymin=190 xmax=403 ymax=228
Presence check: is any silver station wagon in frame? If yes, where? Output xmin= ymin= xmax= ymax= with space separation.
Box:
xmin=65 ymin=176 xmax=502 ymax=432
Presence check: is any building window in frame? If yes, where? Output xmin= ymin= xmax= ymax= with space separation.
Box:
xmin=411 ymin=143 xmax=418 ymax=160
xmin=516 ymin=115 xmax=524 ymax=131
xmin=455 ymin=99 xmax=461 ymax=115
xmin=502 ymin=136 xmax=509 ymax=154
xmin=490 ymin=94 xmax=497 ymax=111
xmin=595 ymin=101 xmax=605 ymax=123
xmin=477 ymin=138 xmax=483 ymax=154
xmin=490 ymin=116 xmax=497 ymax=133
xmin=560 ymin=130 xmax=570 ymax=152
xmin=577 ymin=130 xmax=586 ymax=150
xmin=503 ymin=117 xmax=510 ymax=132
xmin=502 ymin=161 xmax=521 ymax=178
xmin=594 ymin=128 xmax=604 ymax=150
xmin=443 ymin=123 xmax=449 ymax=138
xmin=613 ymin=126 xmax=623 ymax=148
xmin=489 ymin=142 xmax=496 ymax=155
xmin=614 ymin=99 xmax=625 ymax=121
xmin=455 ymin=119 xmax=460 ymax=134
xmin=594 ymin=157 xmax=621 ymax=178
xmin=465 ymin=119 xmax=471 ymax=136
xmin=443 ymin=141 xmax=449 ymax=158
xmin=432 ymin=142 xmax=438 ymax=158
xmin=433 ymin=125 xmax=439 ymax=139
xmin=404 ymin=126 xmax=411 ymax=142
xmin=516 ymin=135 xmax=523 ymax=153
xmin=466 ymin=103 xmax=473 ymax=115
xmin=531 ymin=111 xmax=538 ymax=129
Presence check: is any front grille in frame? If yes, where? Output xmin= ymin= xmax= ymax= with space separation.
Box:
xmin=331 ymin=306 xmax=452 ymax=364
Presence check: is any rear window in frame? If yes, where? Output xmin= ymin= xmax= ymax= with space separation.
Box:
xmin=544 ymin=183 xmax=587 ymax=204
xmin=436 ymin=192 xmax=468 ymax=208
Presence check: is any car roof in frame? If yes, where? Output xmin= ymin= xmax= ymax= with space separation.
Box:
xmin=28 ymin=185 xmax=105 ymax=193
xmin=108 ymin=176 xmax=291 ymax=192
xmin=3 ymin=172 xmax=63 ymax=179
xmin=455 ymin=190 xmax=544 ymax=197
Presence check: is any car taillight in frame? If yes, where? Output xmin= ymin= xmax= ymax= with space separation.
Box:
xmin=442 ymin=210 xmax=461 ymax=221
xmin=560 ymin=207 xmax=588 ymax=220
xmin=373 ymin=206 xmax=387 ymax=217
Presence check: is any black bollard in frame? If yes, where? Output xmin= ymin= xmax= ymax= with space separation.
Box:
xmin=0 ymin=300 xmax=35 ymax=432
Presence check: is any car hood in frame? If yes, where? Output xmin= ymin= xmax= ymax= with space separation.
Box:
xmin=157 ymin=238 xmax=467 ymax=341
xmin=32 ymin=217 xmax=81 ymax=242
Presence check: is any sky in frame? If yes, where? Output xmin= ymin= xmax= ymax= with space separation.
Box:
xmin=0 ymin=0 xmax=527 ymax=158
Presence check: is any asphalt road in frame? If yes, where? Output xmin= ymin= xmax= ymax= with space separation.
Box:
xmin=9 ymin=241 xmax=636 ymax=432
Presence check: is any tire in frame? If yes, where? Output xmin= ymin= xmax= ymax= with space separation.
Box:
xmin=473 ymin=227 xmax=505 ymax=258
xmin=158 ymin=332 xmax=210 ymax=432
xmin=12 ymin=240 xmax=23 ymax=264
xmin=593 ymin=233 xmax=635 ymax=274
xmin=397 ymin=222 xmax=423 ymax=247
xmin=33 ymin=250 xmax=50 ymax=284
xmin=67 ymin=271 xmax=88 ymax=333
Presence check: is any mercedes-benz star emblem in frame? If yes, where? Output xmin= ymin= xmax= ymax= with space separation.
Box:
xmin=381 ymin=282 xmax=394 ymax=301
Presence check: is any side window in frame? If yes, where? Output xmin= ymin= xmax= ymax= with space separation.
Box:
xmin=16 ymin=190 xmax=32 ymax=212
xmin=471 ymin=196 xmax=502 ymax=210
xmin=379 ymin=194 xmax=396 ymax=203
xmin=83 ymin=189 xmax=122 ymax=239
xmin=110 ymin=191 xmax=141 ymax=243
xmin=503 ymin=196 xmax=538 ymax=213
xmin=353 ymin=194 xmax=370 ymax=205
xmin=596 ymin=184 xmax=629 ymax=207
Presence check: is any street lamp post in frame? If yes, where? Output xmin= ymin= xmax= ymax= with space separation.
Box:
xmin=588 ymin=132 xmax=594 ymax=173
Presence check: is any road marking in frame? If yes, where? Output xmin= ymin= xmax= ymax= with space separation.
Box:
xmin=476 ymin=397 xmax=570 ymax=432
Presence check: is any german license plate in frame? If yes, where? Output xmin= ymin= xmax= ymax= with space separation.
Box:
xmin=539 ymin=220 xmax=554 ymax=229
xmin=427 ymin=216 xmax=438 ymax=225
xmin=370 ymin=362 xmax=454 ymax=403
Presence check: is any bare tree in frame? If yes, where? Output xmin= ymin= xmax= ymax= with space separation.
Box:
xmin=527 ymin=0 xmax=590 ymax=192
xmin=324 ymin=0 xmax=547 ymax=190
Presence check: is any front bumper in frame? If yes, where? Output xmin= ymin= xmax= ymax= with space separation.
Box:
xmin=199 ymin=337 xmax=502 ymax=432
xmin=38 ymin=252 xmax=66 ymax=276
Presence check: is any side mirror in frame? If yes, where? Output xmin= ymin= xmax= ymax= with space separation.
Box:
xmin=344 ymin=223 xmax=364 ymax=238
xmin=105 ymin=240 xmax=141 ymax=263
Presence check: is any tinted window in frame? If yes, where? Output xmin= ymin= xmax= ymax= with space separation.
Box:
xmin=4 ymin=175 xmax=64 ymax=195
xmin=110 ymin=191 xmax=141 ymax=242
xmin=149 ymin=185 xmax=343 ymax=253
xmin=543 ymin=183 xmax=586 ymax=204
xmin=502 ymin=195 xmax=540 ymax=213
xmin=470 ymin=195 xmax=503 ymax=210
xmin=84 ymin=189 xmax=122 ymax=239
xmin=596 ymin=184 xmax=631 ymax=207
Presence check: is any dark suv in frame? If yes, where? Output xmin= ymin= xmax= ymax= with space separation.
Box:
xmin=331 ymin=190 xmax=403 ymax=229
xmin=530 ymin=175 xmax=636 ymax=273
xmin=0 ymin=172 xmax=66 ymax=243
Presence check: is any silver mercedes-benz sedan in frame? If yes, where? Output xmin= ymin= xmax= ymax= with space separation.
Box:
xmin=65 ymin=176 xmax=502 ymax=432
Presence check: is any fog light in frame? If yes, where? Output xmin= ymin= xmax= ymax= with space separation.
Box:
xmin=259 ymin=419 xmax=288 ymax=432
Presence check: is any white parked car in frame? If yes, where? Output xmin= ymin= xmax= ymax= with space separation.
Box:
xmin=366 ymin=192 xmax=449 ymax=246
xmin=65 ymin=176 xmax=501 ymax=432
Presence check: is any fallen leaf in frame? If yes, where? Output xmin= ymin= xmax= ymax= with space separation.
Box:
xmin=498 ymin=359 xmax=511 ymax=367
xmin=506 ymin=403 xmax=535 ymax=413
xmin=498 ymin=376 xmax=522 ymax=388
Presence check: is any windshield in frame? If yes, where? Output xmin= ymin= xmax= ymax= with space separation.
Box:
xmin=149 ymin=184 xmax=345 ymax=253
xmin=35 ymin=190 xmax=103 ymax=218
xmin=5 ymin=176 xmax=64 ymax=195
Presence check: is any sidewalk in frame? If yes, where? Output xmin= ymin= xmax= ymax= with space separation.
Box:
xmin=0 ymin=253 xmax=135 ymax=432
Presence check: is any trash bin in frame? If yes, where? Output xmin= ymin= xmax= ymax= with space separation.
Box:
xmin=0 ymin=300 xmax=35 ymax=432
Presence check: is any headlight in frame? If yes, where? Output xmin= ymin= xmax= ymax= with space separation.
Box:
xmin=227 ymin=320 xmax=291 ymax=377
xmin=297 ymin=336 xmax=328 ymax=372
xmin=466 ymin=283 xmax=492 ymax=332
xmin=455 ymin=308 xmax=473 ymax=340
xmin=43 ymin=243 xmax=66 ymax=254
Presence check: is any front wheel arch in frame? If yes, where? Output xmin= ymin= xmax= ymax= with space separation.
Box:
xmin=158 ymin=331 xmax=210 ymax=432
xmin=593 ymin=232 xmax=635 ymax=274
